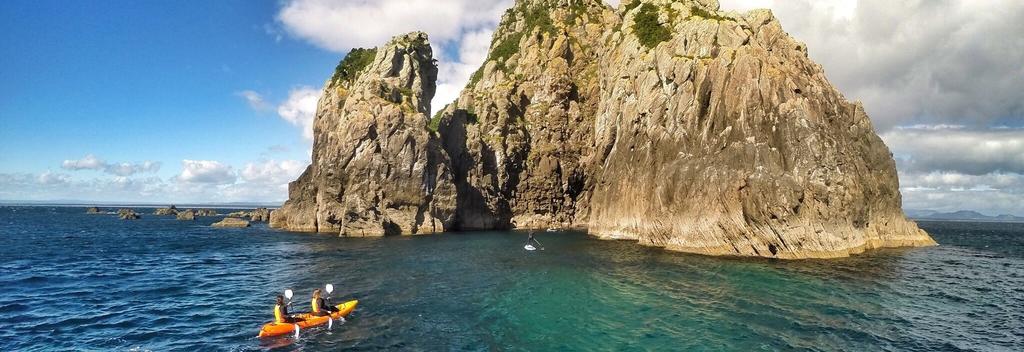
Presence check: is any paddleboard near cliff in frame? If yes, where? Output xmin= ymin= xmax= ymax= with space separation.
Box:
xmin=270 ymin=0 xmax=936 ymax=259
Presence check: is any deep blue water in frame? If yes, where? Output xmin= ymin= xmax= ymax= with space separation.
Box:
xmin=1 ymin=206 xmax=1022 ymax=351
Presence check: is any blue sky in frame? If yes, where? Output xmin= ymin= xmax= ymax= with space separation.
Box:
xmin=1 ymin=0 xmax=1022 ymax=215
xmin=1 ymin=0 xmax=329 ymax=177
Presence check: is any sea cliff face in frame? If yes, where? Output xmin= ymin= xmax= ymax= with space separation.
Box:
xmin=271 ymin=0 xmax=936 ymax=258
xmin=271 ymin=32 xmax=457 ymax=236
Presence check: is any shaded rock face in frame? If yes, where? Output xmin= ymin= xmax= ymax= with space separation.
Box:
xmin=86 ymin=207 xmax=102 ymax=214
xmin=435 ymin=0 xmax=612 ymax=230
xmin=273 ymin=0 xmax=935 ymax=258
xmin=213 ymin=217 xmax=250 ymax=228
xmin=271 ymin=32 xmax=457 ymax=236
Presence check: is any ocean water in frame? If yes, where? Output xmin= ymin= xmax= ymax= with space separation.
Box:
xmin=1 ymin=206 xmax=1021 ymax=351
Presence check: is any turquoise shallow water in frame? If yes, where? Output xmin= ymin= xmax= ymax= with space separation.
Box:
xmin=1 ymin=206 xmax=1022 ymax=351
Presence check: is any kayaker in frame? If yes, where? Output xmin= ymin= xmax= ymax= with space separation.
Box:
xmin=274 ymin=295 xmax=297 ymax=324
xmin=526 ymin=231 xmax=543 ymax=249
xmin=311 ymin=289 xmax=339 ymax=316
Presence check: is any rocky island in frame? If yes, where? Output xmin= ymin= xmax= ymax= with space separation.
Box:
xmin=271 ymin=0 xmax=936 ymax=259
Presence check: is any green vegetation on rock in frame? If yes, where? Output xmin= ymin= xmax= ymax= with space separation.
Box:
xmin=330 ymin=48 xmax=377 ymax=87
xmin=689 ymin=6 xmax=730 ymax=21
xmin=634 ymin=3 xmax=671 ymax=49
xmin=468 ymin=0 xmax=589 ymax=88
xmin=623 ymin=0 xmax=642 ymax=14
xmin=428 ymin=110 xmax=444 ymax=132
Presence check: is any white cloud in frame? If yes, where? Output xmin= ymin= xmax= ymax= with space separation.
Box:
xmin=433 ymin=29 xmax=494 ymax=111
xmin=62 ymin=154 xmax=161 ymax=176
xmin=237 ymin=90 xmax=270 ymax=110
xmin=176 ymin=160 xmax=237 ymax=185
xmin=61 ymin=154 xmax=105 ymax=170
xmin=274 ymin=0 xmax=512 ymax=113
xmin=277 ymin=86 xmax=321 ymax=141
xmin=276 ymin=0 xmax=510 ymax=51
xmin=898 ymin=171 xmax=1024 ymax=215
xmin=37 ymin=171 xmax=70 ymax=185
xmin=240 ymin=159 xmax=306 ymax=185
xmin=882 ymin=127 xmax=1024 ymax=175
xmin=883 ymin=125 xmax=1024 ymax=215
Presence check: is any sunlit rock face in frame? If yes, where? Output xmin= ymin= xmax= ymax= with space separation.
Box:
xmin=274 ymin=0 xmax=935 ymax=258
xmin=271 ymin=32 xmax=457 ymax=236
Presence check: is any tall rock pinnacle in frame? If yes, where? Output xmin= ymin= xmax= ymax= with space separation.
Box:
xmin=271 ymin=32 xmax=457 ymax=236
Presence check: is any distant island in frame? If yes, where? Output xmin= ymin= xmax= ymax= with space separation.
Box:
xmin=907 ymin=209 xmax=1024 ymax=223
xmin=268 ymin=0 xmax=936 ymax=259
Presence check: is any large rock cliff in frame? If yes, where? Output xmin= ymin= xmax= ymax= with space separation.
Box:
xmin=272 ymin=0 xmax=936 ymax=258
xmin=271 ymin=32 xmax=457 ymax=236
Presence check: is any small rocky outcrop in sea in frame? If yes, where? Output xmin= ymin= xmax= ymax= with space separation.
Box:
xmin=271 ymin=0 xmax=936 ymax=259
xmin=196 ymin=209 xmax=218 ymax=217
xmin=154 ymin=205 xmax=178 ymax=216
xmin=249 ymin=208 xmax=271 ymax=222
xmin=212 ymin=217 xmax=250 ymax=228
xmin=176 ymin=209 xmax=196 ymax=221
xmin=86 ymin=207 xmax=102 ymax=214
xmin=225 ymin=208 xmax=271 ymax=222
xmin=118 ymin=209 xmax=140 ymax=220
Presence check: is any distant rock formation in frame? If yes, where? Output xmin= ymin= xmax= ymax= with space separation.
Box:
xmin=271 ymin=0 xmax=936 ymax=259
xmin=249 ymin=208 xmax=271 ymax=222
xmin=907 ymin=209 xmax=1024 ymax=223
xmin=225 ymin=208 xmax=272 ymax=222
xmin=118 ymin=209 xmax=140 ymax=220
xmin=176 ymin=209 xmax=196 ymax=221
xmin=196 ymin=209 xmax=218 ymax=217
xmin=86 ymin=207 xmax=102 ymax=214
xmin=213 ymin=217 xmax=250 ymax=228
xmin=154 ymin=205 xmax=178 ymax=216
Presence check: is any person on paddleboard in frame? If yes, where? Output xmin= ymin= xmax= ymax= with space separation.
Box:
xmin=311 ymin=289 xmax=340 ymax=316
xmin=526 ymin=231 xmax=543 ymax=249
xmin=274 ymin=295 xmax=298 ymax=324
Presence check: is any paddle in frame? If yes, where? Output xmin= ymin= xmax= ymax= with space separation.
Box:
xmin=532 ymin=236 xmax=545 ymax=251
xmin=284 ymin=289 xmax=301 ymax=338
xmin=283 ymin=289 xmax=300 ymax=319
xmin=325 ymin=283 xmax=341 ymax=329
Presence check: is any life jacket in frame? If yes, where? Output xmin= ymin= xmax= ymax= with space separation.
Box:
xmin=311 ymin=297 xmax=321 ymax=313
xmin=274 ymin=304 xmax=285 ymax=323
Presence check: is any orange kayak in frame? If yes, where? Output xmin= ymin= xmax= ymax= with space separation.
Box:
xmin=258 ymin=300 xmax=358 ymax=338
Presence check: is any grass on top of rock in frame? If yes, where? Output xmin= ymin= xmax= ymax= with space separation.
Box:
xmin=689 ymin=6 xmax=731 ymax=21
xmin=469 ymin=0 xmax=586 ymax=88
xmin=330 ymin=48 xmax=377 ymax=87
xmin=623 ymin=0 xmax=642 ymax=14
xmin=634 ymin=3 xmax=671 ymax=49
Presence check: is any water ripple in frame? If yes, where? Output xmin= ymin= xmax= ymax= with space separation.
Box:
xmin=2 ymin=207 xmax=1023 ymax=350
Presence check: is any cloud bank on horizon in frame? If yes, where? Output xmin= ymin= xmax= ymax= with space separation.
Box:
xmin=2 ymin=0 xmax=1022 ymax=215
